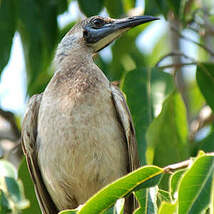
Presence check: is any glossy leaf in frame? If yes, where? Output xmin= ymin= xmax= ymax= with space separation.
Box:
xmin=78 ymin=0 xmax=104 ymax=17
xmin=210 ymin=178 xmax=214 ymax=214
xmin=122 ymin=68 xmax=173 ymax=164
xmin=146 ymin=91 xmax=189 ymax=167
xmin=18 ymin=158 xmax=41 ymax=214
xmin=196 ymin=63 xmax=214 ymax=112
xmin=59 ymin=166 xmax=163 ymax=214
xmin=158 ymin=202 xmax=176 ymax=214
xmin=178 ymin=154 xmax=214 ymax=214
xmin=0 ymin=0 xmax=16 ymax=74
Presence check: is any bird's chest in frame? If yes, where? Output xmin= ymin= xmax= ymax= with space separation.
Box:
xmin=37 ymin=77 xmax=127 ymax=208
xmin=38 ymin=81 xmax=125 ymax=173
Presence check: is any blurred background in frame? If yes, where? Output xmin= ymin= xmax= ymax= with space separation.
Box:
xmin=0 ymin=0 xmax=214 ymax=213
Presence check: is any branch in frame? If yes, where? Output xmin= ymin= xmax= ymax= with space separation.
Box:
xmin=164 ymin=152 xmax=214 ymax=174
xmin=164 ymin=159 xmax=192 ymax=174
xmin=158 ymin=62 xmax=197 ymax=70
xmin=190 ymin=106 xmax=214 ymax=141
xmin=0 ymin=108 xmax=20 ymax=140
xmin=156 ymin=52 xmax=196 ymax=67
xmin=170 ymin=25 xmax=214 ymax=57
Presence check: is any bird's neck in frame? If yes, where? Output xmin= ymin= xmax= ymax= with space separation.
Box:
xmin=54 ymin=45 xmax=94 ymax=70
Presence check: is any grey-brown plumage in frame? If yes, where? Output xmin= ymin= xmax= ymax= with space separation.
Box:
xmin=21 ymin=15 xmax=158 ymax=214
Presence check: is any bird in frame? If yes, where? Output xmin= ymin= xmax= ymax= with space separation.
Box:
xmin=21 ymin=15 xmax=158 ymax=214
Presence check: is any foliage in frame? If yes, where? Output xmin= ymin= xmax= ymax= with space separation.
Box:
xmin=58 ymin=152 xmax=214 ymax=214
xmin=0 ymin=160 xmax=29 ymax=213
xmin=0 ymin=0 xmax=214 ymax=213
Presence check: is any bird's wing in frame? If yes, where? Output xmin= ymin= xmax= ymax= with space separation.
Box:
xmin=111 ymin=84 xmax=139 ymax=172
xmin=21 ymin=94 xmax=58 ymax=214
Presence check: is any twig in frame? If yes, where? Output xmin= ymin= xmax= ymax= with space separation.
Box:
xmin=158 ymin=62 xmax=197 ymax=70
xmin=164 ymin=152 xmax=214 ymax=174
xmin=155 ymin=52 xmax=196 ymax=67
xmin=190 ymin=106 xmax=214 ymax=141
xmin=170 ymin=25 xmax=214 ymax=57
xmin=164 ymin=159 xmax=192 ymax=174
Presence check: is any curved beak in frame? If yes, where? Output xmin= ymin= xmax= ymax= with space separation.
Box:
xmin=85 ymin=16 xmax=159 ymax=51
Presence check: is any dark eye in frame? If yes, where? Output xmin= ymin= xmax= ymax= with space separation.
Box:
xmin=92 ymin=18 xmax=105 ymax=28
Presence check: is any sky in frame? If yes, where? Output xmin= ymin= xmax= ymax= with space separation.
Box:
xmin=0 ymin=1 xmax=198 ymax=117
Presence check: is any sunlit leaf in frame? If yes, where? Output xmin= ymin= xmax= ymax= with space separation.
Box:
xmin=158 ymin=201 xmax=176 ymax=214
xmin=178 ymin=153 xmax=214 ymax=214
xmin=59 ymin=166 xmax=163 ymax=214
xmin=146 ymin=91 xmax=189 ymax=167
xmin=122 ymin=68 xmax=173 ymax=164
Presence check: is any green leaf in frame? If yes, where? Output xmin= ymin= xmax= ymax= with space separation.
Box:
xmin=154 ymin=0 xmax=169 ymax=18
xmin=78 ymin=0 xmax=104 ymax=17
xmin=187 ymin=81 xmax=205 ymax=118
xmin=104 ymin=0 xmax=124 ymax=18
xmin=198 ymin=125 xmax=214 ymax=153
xmin=4 ymin=177 xmax=21 ymax=203
xmin=18 ymin=158 xmax=41 ymax=214
xmin=0 ymin=0 xmax=16 ymax=75
xmin=167 ymin=0 xmax=182 ymax=17
xmin=0 ymin=190 xmax=11 ymax=214
xmin=170 ymin=169 xmax=185 ymax=200
xmin=54 ymin=0 xmax=68 ymax=14
xmin=210 ymin=178 xmax=214 ymax=214
xmin=178 ymin=154 xmax=214 ymax=214
xmin=146 ymin=91 xmax=189 ymax=167
xmin=122 ymin=68 xmax=173 ymax=164
xmin=60 ymin=166 xmax=163 ymax=214
xmin=59 ymin=209 xmax=78 ymax=214
xmin=158 ymin=189 xmax=171 ymax=202
xmin=17 ymin=0 xmax=58 ymax=95
xmin=134 ymin=187 xmax=158 ymax=214
xmin=158 ymin=201 xmax=176 ymax=214
xmin=196 ymin=63 xmax=214 ymax=112
xmin=0 ymin=160 xmax=17 ymax=179
xmin=144 ymin=0 xmax=162 ymax=16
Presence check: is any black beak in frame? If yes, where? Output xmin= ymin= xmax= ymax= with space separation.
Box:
xmin=84 ymin=16 xmax=159 ymax=44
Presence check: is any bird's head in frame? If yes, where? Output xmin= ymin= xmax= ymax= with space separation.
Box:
xmin=82 ymin=15 xmax=158 ymax=52
xmin=56 ymin=15 xmax=159 ymax=63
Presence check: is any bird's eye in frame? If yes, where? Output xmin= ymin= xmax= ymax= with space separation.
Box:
xmin=92 ymin=18 xmax=105 ymax=28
